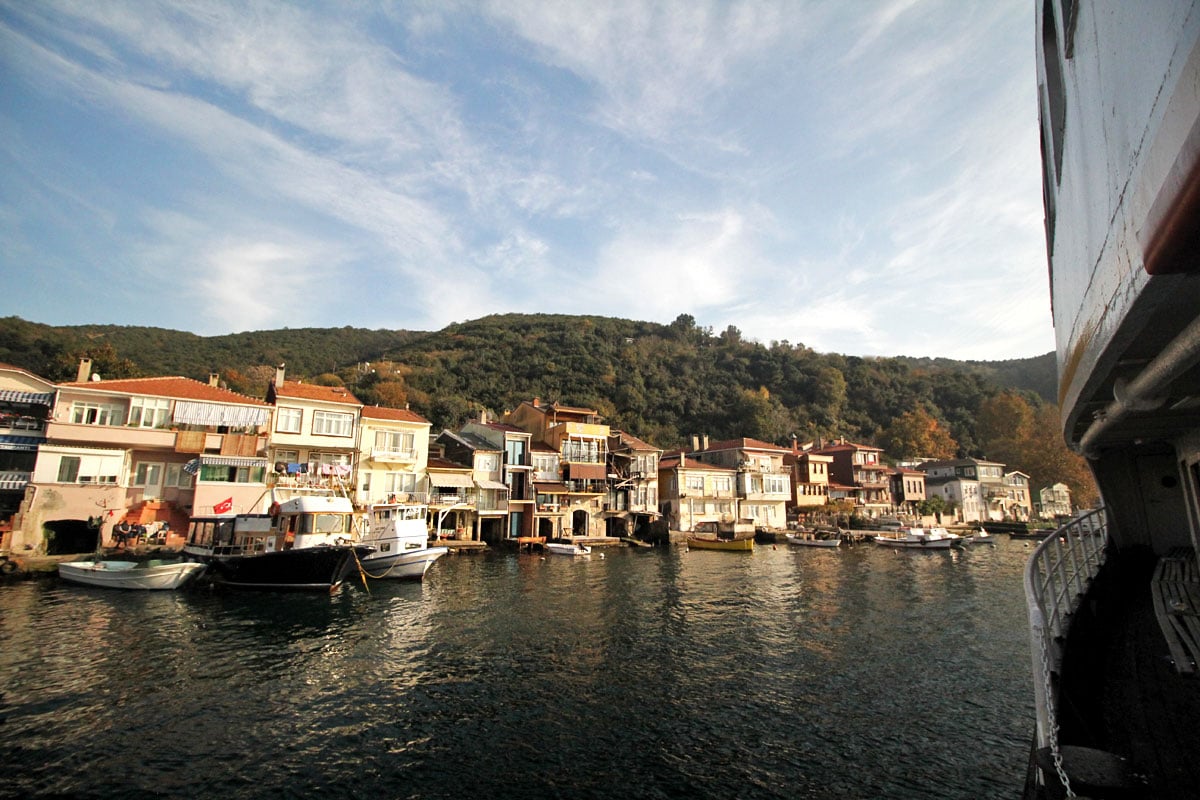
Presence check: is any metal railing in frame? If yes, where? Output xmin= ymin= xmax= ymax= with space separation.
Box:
xmin=1024 ymin=507 xmax=1108 ymax=753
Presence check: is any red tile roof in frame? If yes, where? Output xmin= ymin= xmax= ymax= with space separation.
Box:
xmin=361 ymin=405 xmax=429 ymax=423
xmin=696 ymin=437 xmax=788 ymax=453
xmin=660 ymin=454 xmax=735 ymax=471
xmin=272 ymin=381 xmax=361 ymax=405
xmin=57 ymin=376 xmax=268 ymax=406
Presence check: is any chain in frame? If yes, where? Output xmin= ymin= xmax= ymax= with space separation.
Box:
xmin=1038 ymin=621 xmax=1075 ymax=797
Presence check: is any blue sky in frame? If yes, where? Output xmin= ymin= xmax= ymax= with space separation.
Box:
xmin=0 ymin=1 xmax=1051 ymax=361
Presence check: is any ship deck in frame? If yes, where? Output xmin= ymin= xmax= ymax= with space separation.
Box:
xmin=1056 ymin=546 xmax=1200 ymax=799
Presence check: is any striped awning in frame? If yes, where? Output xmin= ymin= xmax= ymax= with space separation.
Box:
xmin=428 ymin=473 xmax=474 ymax=488
xmin=533 ymin=482 xmax=570 ymax=494
xmin=475 ymin=479 xmax=509 ymax=491
xmin=0 ymin=472 xmax=30 ymax=491
xmin=0 ymin=390 xmax=54 ymax=406
xmin=184 ymin=456 xmax=268 ymax=474
xmin=172 ymin=400 xmax=270 ymax=428
xmin=0 ymin=435 xmax=41 ymax=451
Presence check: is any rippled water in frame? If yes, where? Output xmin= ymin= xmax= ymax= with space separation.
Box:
xmin=0 ymin=539 xmax=1034 ymax=799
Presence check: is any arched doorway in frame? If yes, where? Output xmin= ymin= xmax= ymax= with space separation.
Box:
xmin=572 ymin=509 xmax=589 ymax=537
xmin=43 ymin=519 xmax=100 ymax=555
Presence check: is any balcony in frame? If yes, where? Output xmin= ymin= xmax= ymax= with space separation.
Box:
xmin=370 ymin=447 xmax=418 ymax=463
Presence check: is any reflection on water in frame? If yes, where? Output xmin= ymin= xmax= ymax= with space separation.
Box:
xmin=0 ymin=540 xmax=1032 ymax=799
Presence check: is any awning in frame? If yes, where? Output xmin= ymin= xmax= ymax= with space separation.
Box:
xmin=0 ymin=390 xmax=54 ymax=405
xmin=566 ymin=463 xmax=607 ymax=480
xmin=476 ymin=479 xmax=509 ymax=491
xmin=0 ymin=435 xmax=41 ymax=451
xmin=185 ymin=456 xmax=268 ymax=474
xmin=0 ymin=473 xmax=30 ymax=491
xmin=428 ymin=473 xmax=474 ymax=488
xmin=172 ymin=400 xmax=270 ymax=428
xmin=533 ymin=482 xmax=570 ymax=494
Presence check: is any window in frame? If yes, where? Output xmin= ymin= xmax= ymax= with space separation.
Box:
xmin=686 ymin=474 xmax=705 ymax=491
xmin=712 ymin=476 xmax=731 ymax=493
xmin=129 ymin=397 xmax=171 ymax=429
xmin=274 ymin=449 xmax=300 ymax=464
xmin=765 ymin=476 xmax=788 ymax=494
xmin=506 ymin=439 xmax=526 ymax=465
xmin=133 ymin=463 xmax=163 ymax=487
xmin=70 ymin=401 xmax=123 ymax=426
xmin=312 ymin=410 xmax=353 ymax=437
xmin=57 ymin=456 xmax=80 ymax=482
xmin=275 ymin=407 xmax=302 ymax=434
xmin=477 ymin=453 xmax=499 ymax=472
xmin=199 ymin=464 xmax=266 ymax=483
xmin=383 ymin=472 xmax=417 ymax=494
xmin=165 ymin=463 xmax=193 ymax=488
xmin=374 ymin=430 xmax=415 ymax=455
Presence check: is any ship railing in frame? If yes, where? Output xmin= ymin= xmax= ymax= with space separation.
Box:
xmin=1023 ymin=507 xmax=1108 ymax=752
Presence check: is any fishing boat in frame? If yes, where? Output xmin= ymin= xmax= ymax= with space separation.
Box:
xmin=58 ymin=559 xmax=206 ymax=590
xmin=685 ymin=535 xmax=754 ymax=552
xmin=872 ymin=527 xmax=960 ymax=549
xmin=1024 ymin=4 xmax=1200 ymax=797
xmin=544 ymin=539 xmax=591 ymax=556
xmin=183 ymin=493 xmax=372 ymax=592
xmin=356 ymin=502 xmax=447 ymax=580
xmin=785 ymin=531 xmax=841 ymax=548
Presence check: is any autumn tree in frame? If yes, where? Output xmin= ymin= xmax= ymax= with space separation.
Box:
xmin=879 ymin=408 xmax=958 ymax=461
xmin=1020 ymin=404 xmax=1101 ymax=508
xmin=976 ymin=390 xmax=1036 ymax=465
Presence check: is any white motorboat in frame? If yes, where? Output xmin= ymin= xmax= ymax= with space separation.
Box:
xmin=873 ymin=527 xmax=961 ymax=550
xmin=356 ymin=502 xmax=447 ymax=580
xmin=58 ymin=559 xmax=206 ymax=590
xmin=544 ymin=539 xmax=591 ymax=556
xmin=785 ymin=532 xmax=841 ymax=548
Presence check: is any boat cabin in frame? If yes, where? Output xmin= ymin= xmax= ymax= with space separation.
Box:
xmin=186 ymin=495 xmax=357 ymax=556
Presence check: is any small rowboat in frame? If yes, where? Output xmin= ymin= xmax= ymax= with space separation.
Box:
xmin=686 ymin=536 xmax=754 ymax=552
xmin=58 ymin=559 xmax=207 ymax=590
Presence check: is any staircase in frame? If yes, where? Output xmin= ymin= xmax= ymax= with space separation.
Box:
xmin=120 ymin=500 xmax=189 ymax=548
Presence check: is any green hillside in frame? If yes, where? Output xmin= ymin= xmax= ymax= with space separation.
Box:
xmin=0 ymin=313 xmax=1055 ymax=454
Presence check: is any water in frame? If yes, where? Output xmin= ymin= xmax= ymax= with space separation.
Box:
xmin=0 ymin=539 xmax=1035 ymax=799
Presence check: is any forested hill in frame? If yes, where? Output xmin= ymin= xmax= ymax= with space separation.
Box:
xmin=1 ymin=313 xmax=1055 ymax=456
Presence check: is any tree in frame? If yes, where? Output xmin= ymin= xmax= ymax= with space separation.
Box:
xmin=879 ymin=408 xmax=957 ymax=461
xmin=1021 ymin=404 xmax=1100 ymax=508
xmin=976 ymin=391 xmax=1035 ymax=464
xmin=50 ymin=342 xmax=140 ymax=381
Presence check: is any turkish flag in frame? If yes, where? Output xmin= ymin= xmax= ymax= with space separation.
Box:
xmin=213 ymin=497 xmax=234 ymax=514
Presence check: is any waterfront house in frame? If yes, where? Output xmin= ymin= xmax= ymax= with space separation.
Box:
xmin=529 ymin=442 xmax=569 ymax=540
xmin=425 ymin=455 xmax=476 ymax=539
xmin=1002 ymin=470 xmax=1033 ymax=521
xmin=436 ymin=429 xmax=509 ymax=542
xmin=658 ymin=452 xmax=739 ymax=532
xmin=917 ymin=458 xmax=1007 ymax=522
xmin=0 ymin=364 xmax=55 ymax=551
xmin=1038 ymin=482 xmax=1072 ymax=519
xmin=605 ymin=430 xmax=662 ymax=539
xmin=460 ymin=418 xmax=535 ymax=541
xmin=22 ymin=361 xmax=270 ymax=553
xmin=889 ymin=467 xmax=926 ymax=517
xmin=687 ymin=437 xmax=791 ymax=531
xmin=356 ymin=404 xmax=431 ymax=506
xmin=504 ymin=399 xmax=610 ymax=538
xmin=265 ymin=367 xmax=362 ymax=502
xmin=784 ymin=448 xmax=832 ymax=515
xmin=811 ymin=439 xmax=891 ymax=519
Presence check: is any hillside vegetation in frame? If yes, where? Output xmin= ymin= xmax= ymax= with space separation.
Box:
xmin=1 ymin=313 xmax=1087 ymax=501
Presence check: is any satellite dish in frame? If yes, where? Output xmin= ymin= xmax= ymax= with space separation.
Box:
xmin=90 ymin=374 xmax=101 ymax=382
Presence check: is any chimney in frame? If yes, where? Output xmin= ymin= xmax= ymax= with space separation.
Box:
xmin=691 ymin=435 xmax=699 ymax=452
xmin=76 ymin=358 xmax=92 ymax=383
xmin=532 ymin=397 xmax=540 ymax=408
xmin=209 ymin=373 xmax=219 ymax=387
xmin=701 ymin=434 xmax=709 ymax=450
xmin=480 ymin=409 xmax=487 ymax=424
xmin=274 ymin=364 xmax=286 ymax=389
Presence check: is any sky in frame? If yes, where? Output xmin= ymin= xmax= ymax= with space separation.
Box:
xmin=0 ymin=0 xmax=1053 ymax=361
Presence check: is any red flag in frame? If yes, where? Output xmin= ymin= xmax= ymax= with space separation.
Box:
xmin=213 ymin=497 xmax=234 ymax=514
